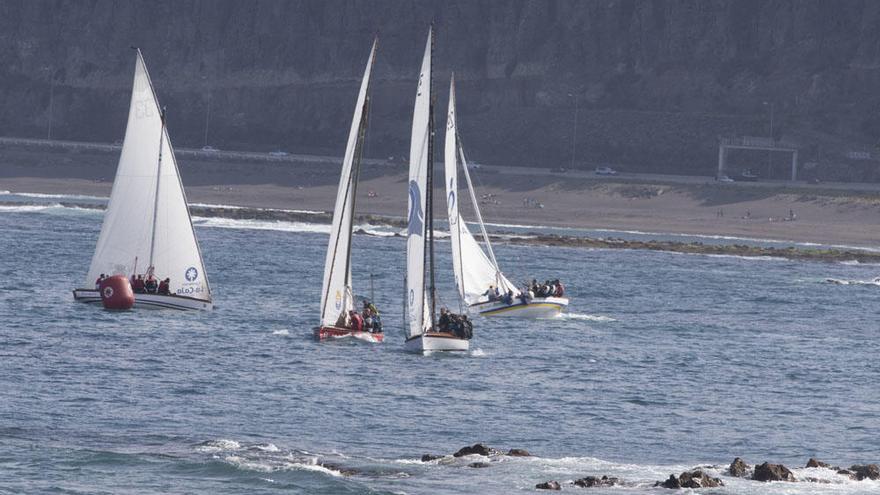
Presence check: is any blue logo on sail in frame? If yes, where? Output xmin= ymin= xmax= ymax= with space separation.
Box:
xmin=407 ymin=180 xmax=424 ymax=235
xmin=185 ymin=267 xmax=198 ymax=282
xmin=447 ymin=178 xmax=457 ymax=226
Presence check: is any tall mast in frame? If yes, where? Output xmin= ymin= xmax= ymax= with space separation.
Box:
xmin=425 ymin=25 xmax=437 ymax=329
xmin=148 ymin=105 xmax=166 ymax=270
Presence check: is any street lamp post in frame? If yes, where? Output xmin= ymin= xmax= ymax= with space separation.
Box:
xmin=568 ymin=93 xmax=578 ymax=169
xmin=763 ymin=101 xmax=774 ymax=178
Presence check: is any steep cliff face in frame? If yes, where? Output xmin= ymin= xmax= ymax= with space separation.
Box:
xmin=2 ymin=0 xmax=880 ymax=178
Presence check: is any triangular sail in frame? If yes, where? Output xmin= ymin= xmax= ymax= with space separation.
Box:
xmin=443 ymin=76 xmax=517 ymax=305
xmin=85 ymin=51 xmax=210 ymax=300
xmin=319 ymin=39 xmax=377 ymax=327
xmin=405 ymin=29 xmax=433 ymax=338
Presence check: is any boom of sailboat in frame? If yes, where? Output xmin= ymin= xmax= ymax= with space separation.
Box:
xmin=69 ymin=30 xmax=571 ymax=353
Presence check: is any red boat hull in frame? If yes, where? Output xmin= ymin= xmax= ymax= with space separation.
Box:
xmin=314 ymin=326 xmax=384 ymax=342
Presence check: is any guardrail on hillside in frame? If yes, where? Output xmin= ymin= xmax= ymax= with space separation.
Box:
xmin=0 ymin=136 xmax=399 ymax=168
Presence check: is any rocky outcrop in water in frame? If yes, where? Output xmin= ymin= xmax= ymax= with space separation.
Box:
xmin=657 ymin=470 xmax=723 ymax=489
xmin=729 ymin=457 xmax=750 ymax=477
xmin=753 ymin=462 xmax=796 ymax=482
xmin=573 ymin=475 xmax=619 ymax=488
xmin=535 ymin=480 xmax=561 ymax=490
xmin=507 ymin=448 xmax=531 ymax=457
xmin=806 ymin=458 xmax=830 ymax=468
xmin=850 ymin=464 xmax=880 ymax=481
xmin=453 ymin=444 xmax=501 ymax=457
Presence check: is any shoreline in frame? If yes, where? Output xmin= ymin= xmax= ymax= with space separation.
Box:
xmin=4 ymin=196 xmax=879 ymax=264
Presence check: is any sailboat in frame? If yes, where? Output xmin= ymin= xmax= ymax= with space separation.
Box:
xmin=72 ymin=49 xmax=212 ymax=311
xmin=313 ymin=38 xmax=383 ymax=342
xmin=404 ymin=27 xmax=473 ymax=353
xmin=444 ymin=76 xmax=568 ymax=318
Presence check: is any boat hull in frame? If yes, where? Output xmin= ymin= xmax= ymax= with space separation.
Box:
xmin=72 ymin=289 xmax=213 ymax=311
xmin=470 ymin=296 xmax=568 ymax=318
xmin=313 ymin=326 xmax=384 ymax=343
xmin=405 ymin=332 xmax=469 ymax=353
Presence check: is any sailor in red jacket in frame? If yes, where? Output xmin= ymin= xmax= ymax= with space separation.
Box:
xmin=348 ymin=310 xmax=364 ymax=332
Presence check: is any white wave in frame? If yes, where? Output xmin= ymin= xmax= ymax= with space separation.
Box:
xmin=561 ymin=313 xmax=616 ymax=322
xmin=2 ymin=191 xmax=108 ymax=201
xmin=251 ymin=443 xmax=280 ymax=453
xmin=195 ymin=438 xmax=242 ymax=453
xmin=271 ymin=329 xmax=290 ymax=336
xmin=193 ymin=216 xmax=331 ymax=234
xmin=188 ymin=202 xmax=324 ymax=215
xmin=703 ymin=253 xmax=790 ymax=262
xmin=825 ymin=278 xmax=880 ymax=286
xmin=838 ymin=260 xmax=880 ymax=267
xmin=470 ymin=348 xmax=489 ymax=357
xmin=0 ymin=204 xmax=60 ymax=213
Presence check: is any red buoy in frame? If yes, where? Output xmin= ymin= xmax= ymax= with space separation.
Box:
xmin=99 ymin=275 xmax=135 ymax=310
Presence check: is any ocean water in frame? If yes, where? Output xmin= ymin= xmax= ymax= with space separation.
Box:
xmin=1 ymin=202 xmax=879 ymax=494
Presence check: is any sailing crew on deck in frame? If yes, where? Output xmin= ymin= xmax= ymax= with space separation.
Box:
xmin=554 ymin=279 xmax=565 ymax=297
xmin=348 ymin=309 xmax=364 ymax=332
xmin=95 ymin=274 xmax=106 ymax=289
xmin=144 ymin=274 xmax=158 ymax=294
xmin=158 ymin=277 xmax=170 ymax=295
xmin=132 ymin=275 xmax=145 ymax=293
xmin=503 ymin=289 xmax=514 ymax=305
xmin=438 ymin=307 xmax=451 ymax=332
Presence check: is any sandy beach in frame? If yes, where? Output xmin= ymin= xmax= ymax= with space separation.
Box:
xmin=2 ymin=145 xmax=879 ymax=249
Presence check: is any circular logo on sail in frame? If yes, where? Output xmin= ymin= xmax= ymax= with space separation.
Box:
xmin=334 ymin=290 xmax=342 ymax=310
xmin=185 ymin=267 xmax=198 ymax=282
xmin=447 ymin=179 xmax=457 ymax=226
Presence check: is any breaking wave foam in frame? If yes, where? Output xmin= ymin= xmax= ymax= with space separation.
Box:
xmin=561 ymin=313 xmax=616 ymax=322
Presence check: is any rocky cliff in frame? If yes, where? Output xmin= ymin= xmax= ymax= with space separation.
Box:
xmin=2 ymin=0 xmax=880 ymax=179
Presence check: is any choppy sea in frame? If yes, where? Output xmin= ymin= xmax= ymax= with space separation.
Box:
xmin=1 ymin=193 xmax=878 ymax=494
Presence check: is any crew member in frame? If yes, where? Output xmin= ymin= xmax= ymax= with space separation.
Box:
xmin=349 ymin=310 xmax=364 ymax=332
xmin=158 ymin=277 xmax=170 ymax=295
xmin=95 ymin=274 xmax=106 ymax=290
xmin=144 ymin=274 xmax=158 ymax=294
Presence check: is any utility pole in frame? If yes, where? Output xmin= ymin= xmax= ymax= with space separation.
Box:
xmin=763 ymin=101 xmax=774 ymax=178
xmin=568 ymin=92 xmax=578 ymax=169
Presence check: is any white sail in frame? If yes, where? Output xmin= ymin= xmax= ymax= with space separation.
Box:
xmin=319 ymin=39 xmax=377 ymax=328
xmin=406 ymin=29 xmax=433 ymax=338
xmin=85 ymin=50 xmax=210 ymax=301
xmin=444 ymin=76 xmax=517 ymax=305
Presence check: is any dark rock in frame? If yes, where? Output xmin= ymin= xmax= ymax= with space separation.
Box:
xmin=657 ymin=470 xmax=723 ymax=489
xmin=657 ymin=474 xmax=681 ymax=489
xmin=421 ymin=454 xmax=442 ymax=462
xmin=850 ymin=464 xmax=880 ymax=481
xmin=507 ymin=448 xmax=531 ymax=457
xmin=753 ymin=462 xmax=796 ymax=482
xmin=573 ymin=475 xmax=619 ymax=487
xmin=535 ymin=480 xmax=561 ymax=490
xmin=453 ymin=443 xmax=500 ymax=457
xmin=806 ymin=458 xmax=829 ymax=468
xmin=729 ymin=457 xmax=750 ymax=477
xmin=837 ymin=469 xmax=854 ymax=478
xmin=679 ymin=470 xmax=723 ymax=488
xmin=468 ymin=462 xmax=490 ymax=468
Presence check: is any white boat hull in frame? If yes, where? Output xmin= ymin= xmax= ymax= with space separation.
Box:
xmin=72 ymin=288 xmax=213 ymax=311
xmin=405 ymin=332 xmax=469 ymax=353
xmin=470 ymin=296 xmax=568 ymax=318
